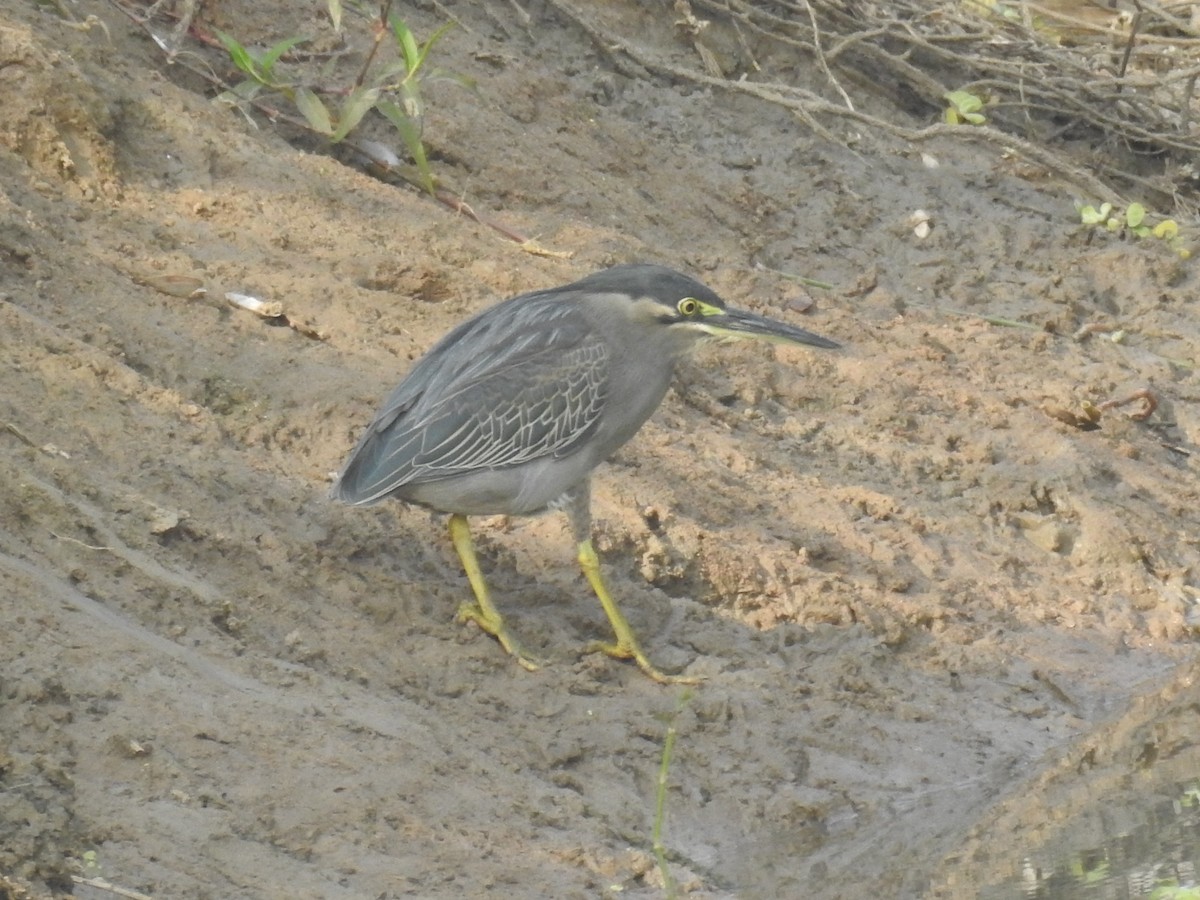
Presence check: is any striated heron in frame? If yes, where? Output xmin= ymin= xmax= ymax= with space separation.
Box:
xmin=333 ymin=263 xmax=839 ymax=683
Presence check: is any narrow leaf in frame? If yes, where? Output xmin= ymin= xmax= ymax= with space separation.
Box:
xmin=215 ymin=29 xmax=256 ymax=78
xmin=412 ymin=22 xmax=455 ymax=74
xmin=331 ymin=86 xmax=380 ymax=142
xmin=391 ymin=17 xmax=420 ymax=70
xmin=295 ymin=87 xmax=333 ymax=135
xmin=378 ymin=99 xmax=434 ymax=194
xmin=260 ymin=34 xmax=307 ymax=76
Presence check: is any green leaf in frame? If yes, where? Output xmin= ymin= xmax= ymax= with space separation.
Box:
xmin=294 ymin=87 xmax=333 ymax=135
xmin=391 ymin=17 xmax=421 ymax=72
xmin=944 ymin=90 xmax=986 ymax=125
xmin=377 ymin=99 xmax=420 ymax=143
xmin=378 ymin=98 xmax=435 ymax=194
xmin=1153 ymin=219 xmax=1179 ymax=239
xmin=1125 ymin=202 xmax=1145 ymax=227
xmin=327 ymin=0 xmax=342 ymax=32
xmin=1132 ymin=224 xmax=1151 ymax=238
xmin=1079 ymin=204 xmax=1103 ymax=225
xmin=945 ymin=90 xmax=983 ymax=114
xmin=331 ymin=86 xmax=380 ymax=142
xmin=215 ymin=29 xmax=257 ymax=78
xmin=411 ymin=22 xmax=454 ymax=75
xmin=258 ymin=34 xmax=307 ymax=79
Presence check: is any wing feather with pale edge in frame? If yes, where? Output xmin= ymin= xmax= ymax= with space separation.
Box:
xmin=335 ymin=298 xmax=608 ymax=504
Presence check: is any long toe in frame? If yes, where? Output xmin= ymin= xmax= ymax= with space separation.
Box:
xmin=585 ymin=639 xmax=703 ymax=685
xmin=455 ymin=602 xmax=542 ymax=671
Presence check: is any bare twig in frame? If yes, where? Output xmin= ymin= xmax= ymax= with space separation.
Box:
xmin=1098 ymin=388 xmax=1158 ymax=421
xmin=71 ymin=875 xmax=154 ymax=900
xmin=802 ymin=0 xmax=853 ymax=110
xmin=354 ymin=0 xmax=395 ymax=89
xmin=657 ymin=0 xmax=1200 ymax=208
xmin=1117 ymin=2 xmax=1144 ymax=85
xmin=49 ymin=530 xmax=112 ymax=552
xmin=4 ymin=422 xmax=36 ymax=447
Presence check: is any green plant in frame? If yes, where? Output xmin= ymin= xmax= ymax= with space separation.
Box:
xmin=214 ymin=33 xmax=306 ymax=99
xmin=651 ymin=690 xmax=692 ymax=898
xmin=215 ymin=1 xmax=461 ymax=195
xmin=1077 ymin=200 xmax=1189 ymax=257
xmin=944 ymin=89 xmax=986 ymax=125
xmin=371 ymin=16 xmax=455 ymax=193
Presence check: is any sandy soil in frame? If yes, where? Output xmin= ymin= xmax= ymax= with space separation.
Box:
xmin=2 ymin=1 xmax=1199 ymax=897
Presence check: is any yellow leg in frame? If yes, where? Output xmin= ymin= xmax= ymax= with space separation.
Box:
xmin=448 ymin=514 xmax=539 ymax=672
xmin=578 ymin=538 xmax=701 ymax=684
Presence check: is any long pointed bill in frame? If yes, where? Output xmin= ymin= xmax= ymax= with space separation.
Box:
xmin=701 ymin=307 xmax=841 ymax=350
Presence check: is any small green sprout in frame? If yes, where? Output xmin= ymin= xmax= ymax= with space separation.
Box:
xmin=1153 ymin=219 xmax=1179 ymax=240
xmin=944 ymin=89 xmax=986 ymax=125
xmin=1079 ymin=201 xmax=1112 ymax=226
xmin=215 ymin=32 xmax=305 ymax=95
xmin=1125 ymin=202 xmax=1150 ymax=236
xmin=1077 ymin=200 xmax=1188 ymax=257
xmin=651 ymin=690 xmax=693 ymax=899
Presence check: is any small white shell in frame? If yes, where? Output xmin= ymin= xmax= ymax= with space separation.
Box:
xmin=225 ymin=292 xmax=284 ymax=318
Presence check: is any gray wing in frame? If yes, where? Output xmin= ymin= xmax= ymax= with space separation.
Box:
xmin=334 ymin=298 xmax=608 ymax=504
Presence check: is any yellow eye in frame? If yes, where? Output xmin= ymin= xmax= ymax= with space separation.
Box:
xmin=678 ymin=297 xmax=699 ymax=316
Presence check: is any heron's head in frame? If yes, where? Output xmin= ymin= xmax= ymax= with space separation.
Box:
xmin=576 ymin=263 xmax=840 ymax=354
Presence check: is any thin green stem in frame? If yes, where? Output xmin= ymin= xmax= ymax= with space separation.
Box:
xmin=652 ymin=689 xmax=693 ymax=898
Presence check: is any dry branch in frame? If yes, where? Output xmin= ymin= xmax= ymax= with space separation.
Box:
xmin=552 ymin=0 xmax=1200 ymax=213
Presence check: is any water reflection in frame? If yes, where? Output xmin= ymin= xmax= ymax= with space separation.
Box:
xmin=983 ymin=777 xmax=1200 ymax=898
xmin=928 ymin=659 xmax=1200 ymax=899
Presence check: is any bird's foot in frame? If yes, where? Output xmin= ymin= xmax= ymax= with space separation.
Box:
xmin=455 ymin=602 xmax=541 ymax=671
xmin=585 ymin=639 xmax=703 ymax=685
